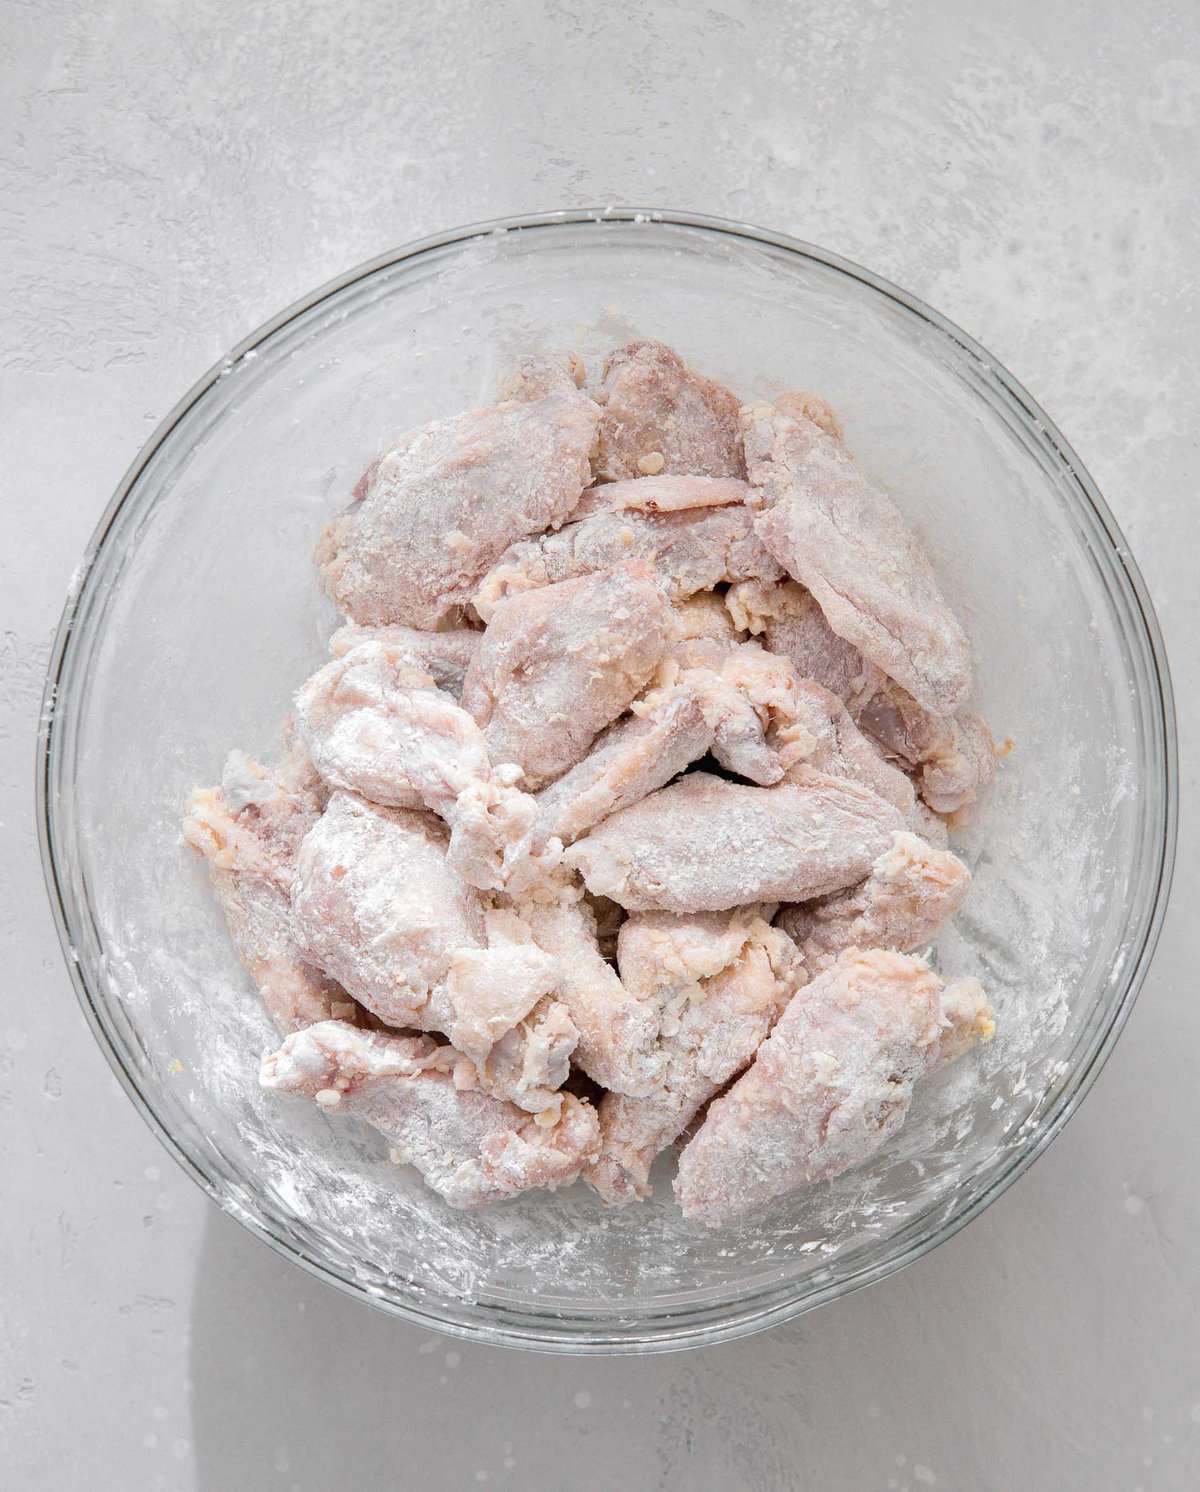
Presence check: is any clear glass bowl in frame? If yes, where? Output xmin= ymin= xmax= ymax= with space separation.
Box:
xmin=38 ymin=210 xmax=1177 ymax=1354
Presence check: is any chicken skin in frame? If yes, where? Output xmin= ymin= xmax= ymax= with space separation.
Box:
xmin=527 ymin=639 xmax=905 ymax=854
xmin=183 ymin=749 xmax=359 ymax=1033
xmin=594 ymin=339 xmax=745 ymax=480
xmin=261 ymin=1020 xmax=600 ymax=1208
xmin=675 ymin=948 xmax=994 ymax=1226
xmin=566 ymin=769 xmax=905 ymax=913
xmin=316 ymin=384 xmax=600 ymax=627
xmin=742 ymin=402 xmax=971 ymax=716
xmin=659 ymin=638 xmax=914 ymax=806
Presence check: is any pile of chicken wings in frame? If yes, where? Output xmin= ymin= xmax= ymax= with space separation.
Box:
xmin=185 ymin=340 xmax=996 ymax=1226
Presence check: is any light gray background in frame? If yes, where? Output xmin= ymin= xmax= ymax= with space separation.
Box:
xmin=3 ymin=2 xmax=1197 ymax=1488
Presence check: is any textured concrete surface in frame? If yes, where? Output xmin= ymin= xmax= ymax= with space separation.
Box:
xmin=2 ymin=2 xmax=1198 ymax=1488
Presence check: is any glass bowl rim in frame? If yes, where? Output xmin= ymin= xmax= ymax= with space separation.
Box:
xmin=36 ymin=206 xmax=1180 ymax=1354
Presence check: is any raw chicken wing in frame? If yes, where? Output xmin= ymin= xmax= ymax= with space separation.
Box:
xmin=291 ymin=791 xmax=576 ymax=1112
xmin=529 ymin=682 xmax=713 ymax=849
xmin=594 ymin=339 xmax=745 ymax=480
xmin=565 ymin=769 xmax=905 ymax=913
xmin=777 ymin=831 xmax=971 ymax=971
xmin=472 ymin=504 xmax=781 ymax=621
xmin=686 ymin=641 xmax=806 ymax=786
xmin=777 ymin=676 xmax=916 ymax=815
xmin=316 ymin=384 xmax=600 ymax=627
xmin=520 ymin=888 xmax=663 ymax=1096
xmin=682 ymin=640 xmax=902 ymax=797
xmin=183 ymin=750 xmax=359 ymax=1033
xmin=528 ymin=639 xmax=874 ymax=852
xmin=859 ymin=678 xmax=996 ymax=816
xmin=588 ymin=913 xmax=803 ymax=1204
xmin=675 ymin=948 xmax=994 ymax=1226
xmin=291 ymin=791 xmax=482 ymax=1025
xmin=261 ymin=1021 xmax=599 ymax=1208
xmin=295 ymin=639 xmax=539 ymax=890
xmin=526 ymin=637 xmax=905 ymax=851
xmin=461 ymin=566 xmax=672 ymax=787
xmin=297 ymin=642 xmax=490 ymax=813
xmin=742 ymin=402 xmax=971 ymax=716
xmin=442 ymin=908 xmax=578 ymax=1107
